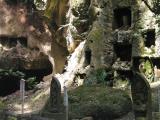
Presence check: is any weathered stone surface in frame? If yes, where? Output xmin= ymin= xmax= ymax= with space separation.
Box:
xmin=0 ymin=52 xmax=52 ymax=70
xmin=0 ymin=0 xmax=69 ymax=74
xmin=80 ymin=117 xmax=93 ymax=120
xmin=87 ymin=21 xmax=105 ymax=69
xmin=131 ymin=72 xmax=152 ymax=120
xmin=49 ymin=77 xmax=61 ymax=112
xmin=112 ymin=60 xmax=131 ymax=71
xmin=0 ymin=0 xmax=54 ymax=72
xmin=113 ymin=30 xmax=132 ymax=44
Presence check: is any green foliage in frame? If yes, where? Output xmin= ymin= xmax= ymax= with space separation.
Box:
xmin=0 ymin=69 xmax=25 ymax=79
xmin=68 ymin=85 xmax=132 ymax=119
xmin=0 ymin=69 xmax=38 ymax=90
xmin=144 ymin=60 xmax=152 ymax=73
xmin=84 ymin=68 xmax=113 ymax=86
xmin=113 ymin=78 xmax=130 ymax=89
xmin=139 ymin=59 xmax=154 ymax=82
xmin=0 ymin=100 xmax=6 ymax=111
xmin=7 ymin=116 xmax=17 ymax=120
xmin=143 ymin=60 xmax=154 ymax=81
xmin=26 ymin=77 xmax=37 ymax=89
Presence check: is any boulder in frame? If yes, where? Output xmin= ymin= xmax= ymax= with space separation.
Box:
xmin=68 ymin=85 xmax=132 ymax=120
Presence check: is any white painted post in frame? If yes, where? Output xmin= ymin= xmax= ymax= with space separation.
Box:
xmin=64 ymin=86 xmax=68 ymax=120
xmin=20 ymin=79 xmax=25 ymax=115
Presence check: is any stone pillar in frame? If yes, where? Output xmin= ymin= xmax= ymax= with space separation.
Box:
xmin=49 ymin=76 xmax=61 ymax=112
xmin=131 ymin=72 xmax=152 ymax=120
xmin=20 ymin=79 xmax=25 ymax=115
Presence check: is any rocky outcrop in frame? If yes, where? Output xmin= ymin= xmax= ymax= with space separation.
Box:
xmin=0 ymin=0 xmax=53 ymax=72
xmin=0 ymin=0 xmax=69 ymax=75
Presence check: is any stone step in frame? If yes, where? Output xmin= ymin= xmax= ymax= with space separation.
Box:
xmin=152 ymin=112 xmax=160 ymax=120
xmin=41 ymin=112 xmax=66 ymax=120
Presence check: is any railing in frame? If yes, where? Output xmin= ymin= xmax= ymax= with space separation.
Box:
xmin=20 ymin=79 xmax=25 ymax=115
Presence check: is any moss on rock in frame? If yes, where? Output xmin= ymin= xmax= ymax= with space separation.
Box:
xmin=68 ymin=85 xmax=132 ymax=120
xmin=87 ymin=22 xmax=104 ymax=68
xmin=112 ymin=0 xmax=131 ymax=8
xmin=84 ymin=68 xmax=114 ymax=86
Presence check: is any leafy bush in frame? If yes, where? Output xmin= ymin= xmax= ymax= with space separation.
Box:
xmin=84 ymin=68 xmax=114 ymax=86
xmin=139 ymin=59 xmax=154 ymax=82
xmin=0 ymin=69 xmax=25 ymax=79
xmin=26 ymin=77 xmax=38 ymax=90
xmin=0 ymin=69 xmax=38 ymax=90
xmin=6 ymin=116 xmax=17 ymax=120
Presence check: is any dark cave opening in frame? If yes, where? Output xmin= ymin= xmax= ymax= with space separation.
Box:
xmin=0 ymin=36 xmax=27 ymax=47
xmin=134 ymin=111 xmax=147 ymax=118
xmin=22 ymin=68 xmax=52 ymax=81
xmin=143 ymin=29 xmax=155 ymax=47
xmin=0 ymin=50 xmax=53 ymax=96
xmin=151 ymin=58 xmax=160 ymax=68
xmin=0 ymin=67 xmax=52 ymax=96
xmin=113 ymin=7 xmax=131 ymax=29
xmin=0 ymin=76 xmax=20 ymax=97
xmin=114 ymin=44 xmax=132 ymax=61
xmin=21 ymin=67 xmax=52 ymax=90
xmin=84 ymin=48 xmax=92 ymax=66
xmin=132 ymin=57 xmax=151 ymax=71
xmin=132 ymin=57 xmax=142 ymax=71
xmin=116 ymin=70 xmax=133 ymax=79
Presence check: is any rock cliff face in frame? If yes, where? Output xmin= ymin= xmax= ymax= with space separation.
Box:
xmin=0 ymin=0 xmax=53 ymax=72
xmin=53 ymin=0 xmax=160 ymax=119
xmin=2 ymin=0 xmax=160 ymax=119
xmin=57 ymin=0 xmax=131 ymax=87
xmin=1 ymin=0 xmax=160 ymax=87
xmin=56 ymin=0 xmax=160 ymax=86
